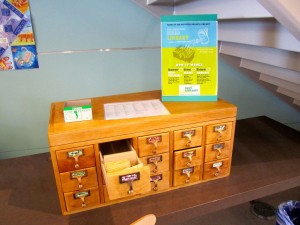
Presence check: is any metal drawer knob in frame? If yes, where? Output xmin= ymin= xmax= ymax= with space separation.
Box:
xmin=74 ymin=191 xmax=89 ymax=208
xmin=184 ymin=151 xmax=194 ymax=167
xmin=214 ymin=166 xmax=221 ymax=177
xmin=68 ymin=150 xmax=83 ymax=169
xmin=151 ymin=160 xmax=158 ymax=173
xmin=215 ymin=148 xmax=222 ymax=159
xmin=153 ymin=179 xmax=158 ymax=191
xmin=127 ymin=179 xmax=134 ymax=194
xmin=185 ymin=172 xmax=191 ymax=183
xmin=71 ymin=170 xmax=87 ymax=190
xmin=183 ymin=133 xmax=192 ymax=147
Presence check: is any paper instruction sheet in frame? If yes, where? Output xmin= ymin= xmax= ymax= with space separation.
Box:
xmin=104 ymin=99 xmax=170 ymax=120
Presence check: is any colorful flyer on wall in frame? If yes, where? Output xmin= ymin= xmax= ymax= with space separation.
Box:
xmin=161 ymin=14 xmax=218 ymax=102
xmin=0 ymin=0 xmax=39 ymax=71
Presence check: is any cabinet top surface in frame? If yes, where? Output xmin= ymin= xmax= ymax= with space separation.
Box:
xmin=48 ymin=90 xmax=237 ymax=147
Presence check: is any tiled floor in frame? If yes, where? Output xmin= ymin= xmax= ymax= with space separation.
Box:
xmin=175 ymin=187 xmax=300 ymax=225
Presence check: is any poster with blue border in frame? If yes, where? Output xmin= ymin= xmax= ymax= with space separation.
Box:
xmin=161 ymin=14 xmax=218 ymax=102
xmin=0 ymin=0 xmax=38 ymax=70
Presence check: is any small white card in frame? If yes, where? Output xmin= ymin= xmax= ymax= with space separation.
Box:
xmin=104 ymin=99 xmax=170 ymax=120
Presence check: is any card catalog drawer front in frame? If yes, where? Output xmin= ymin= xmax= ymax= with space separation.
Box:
xmin=173 ymin=165 xmax=202 ymax=187
xmin=203 ymin=159 xmax=231 ymax=180
xmin=104 ymin=166 xmax=151 ymax=201
xmin=56 ymin=145 xmax=95 ymax=173
xmin=60 ymin=167 xmax=98 ymax=193
xmin=173 ymin=147 xmax=203 ymax=170
xmin=138 ymin=133 xmax=169 ymax=157
xmin=205 ymin=122 xmax=233 ymax=144
xmin=174 ymin=127 xmax=202 ymax=150
xmin=150 ymin=171 xmax=170 ymax=192
xmin=64 ymin=187 xmax=100 ymax=212
xmin=204 ymin=141 xmax=232 ymax=162
xmin=139 ymin=153 xmax=169 ymax=175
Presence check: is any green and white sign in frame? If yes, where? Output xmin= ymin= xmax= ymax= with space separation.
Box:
xmin=161 ymin=14 xmax=218 ymax=102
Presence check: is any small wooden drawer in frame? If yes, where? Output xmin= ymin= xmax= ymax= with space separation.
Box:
xmin=203 ymin=159 xmax=231 ymax=180
xmin=60 ymin=167 xmax=99 ymax=193
xmin=150 ymin=171 xmax=170 ymax=192
xmin=173 ymin=165 xmax=202 ymax=187
xmin=100 ymin=140 xmax=151 ymax=201
xmin=139 ymin=153 xmax=169 ymax=175
xmin=204 ymin=141 xmax=232 ymax=162
xmin=137 ymin=132 xmax=169 ymax=157
xmin=174 ymin=127 xmax=202 ymax=150
xmin=64 ymin=187 xmax=100 ymax=212
xmin=173 ymin=147 xmax=203 ymax=170
xmin=56 ymin=145 xmax=96 ymax=173
xmin=205 ymin=122 xmax=233 ymax=144
xmin=102 ymin=163 xmax=150 ymax=201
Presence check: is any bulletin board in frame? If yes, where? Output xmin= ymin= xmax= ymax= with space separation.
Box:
xmin=0 ymin=0 xmax=38 ymax=70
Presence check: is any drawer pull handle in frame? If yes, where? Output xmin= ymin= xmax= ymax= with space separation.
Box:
xmin=76 ymin=177 xmax=83 ymax=189
xmin=187 ymin=152 xmax=193 ymax=167
xmin=215 ymin=148 xmax=222 ymax=159
xmin=185 ymin=172 xmax=191 ymax=183
xmin=214 ymin=125 xmax=226 ymax=141
xmin=148 ymin=156 xmax=162 ymax=173
xmin=216 ymin=130 xmax=223 ymax=141
xmin=183 ymin=133 xmax=192 ymax=147
xmin=152 ymin=141 xmax=158 ymax=154
xmin=119 ymin=172 xmax=140 ymax=195
xmin=214 ymin=166 xmax=221 ymax=177
xmin=81 ymin=200 xmax=87 ymax=208
xmin=183 ymin=151 xmax=195 ymax=167
xmin=74 ymin=190 xmax=89 ymax=208
xmin=213 ymin=143 xmax=224 ymax=159
xmin=182 ymin=167 xmax=193 ymax=183
xmin=127 ymin=179 xmax=134 ymax=194
xmin=151 ymin=174 xmax=162 ymax=191
xmin=71 ymin=170 xmax=87 ymax=190
xmin=151 ymin=161 xmax=158 ymax=173
xmin=213 ymin=162 xmax=223 ymax=177
xmin=147 ymin=136 xmax=162 ymax=154
xmin=68 ymin=150 xmax=83 ymax=169
xmin=153 ymin=179 xmax=158 ymax=191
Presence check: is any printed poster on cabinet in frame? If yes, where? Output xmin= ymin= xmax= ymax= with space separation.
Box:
xmin=161 ymin=14 xmax=218 ymax=102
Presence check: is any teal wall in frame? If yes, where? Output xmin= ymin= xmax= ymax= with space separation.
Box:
xmin=0 ymin=0 xmax=299 ymax=159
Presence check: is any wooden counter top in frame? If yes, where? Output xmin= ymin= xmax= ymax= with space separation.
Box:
xmin=1 ymin=116 xmax=299 ymax=225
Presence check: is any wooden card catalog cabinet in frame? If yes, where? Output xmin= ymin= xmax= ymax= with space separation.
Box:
xmin=48 ymin=90 xmax=237 ymax=215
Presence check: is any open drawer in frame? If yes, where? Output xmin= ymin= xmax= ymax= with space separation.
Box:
xmin=99 ymin=140 xmax=151 ymax=201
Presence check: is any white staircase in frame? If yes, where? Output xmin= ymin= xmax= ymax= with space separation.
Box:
xmin=132 ymin=0 xmax=300 ymax=110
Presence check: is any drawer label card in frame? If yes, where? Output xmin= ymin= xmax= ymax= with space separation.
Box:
xmin=68 ymin=149 xmax=83 ymax=158
xmin=214 ymin=125 xmax=226 ymax=132
xmin=119 ymin=172 xmax=140 ymax=184
xmin=181 ymin=130 xmax=195 ymax=137
xmin=213 ymin=143 xmax=224 ymax=150
xmin=181 ymin=167 xmax=194 ymax=175
xmin=183 ymin=150 xmax=196 ymax=158
xmin=147 ymin=136 xmax=162 ymax=144
xmin=213 ymin=162 xmax=223 ymax=168
xmin=147 ymin=155 xmax=163 ymax=164
xmin=74 ymin=190 xmax=90 ymax=199
xmin=150 ymin=174 xmax=163 ymax=182
xmin=71 ymin=170 xmax=87 ymax=179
